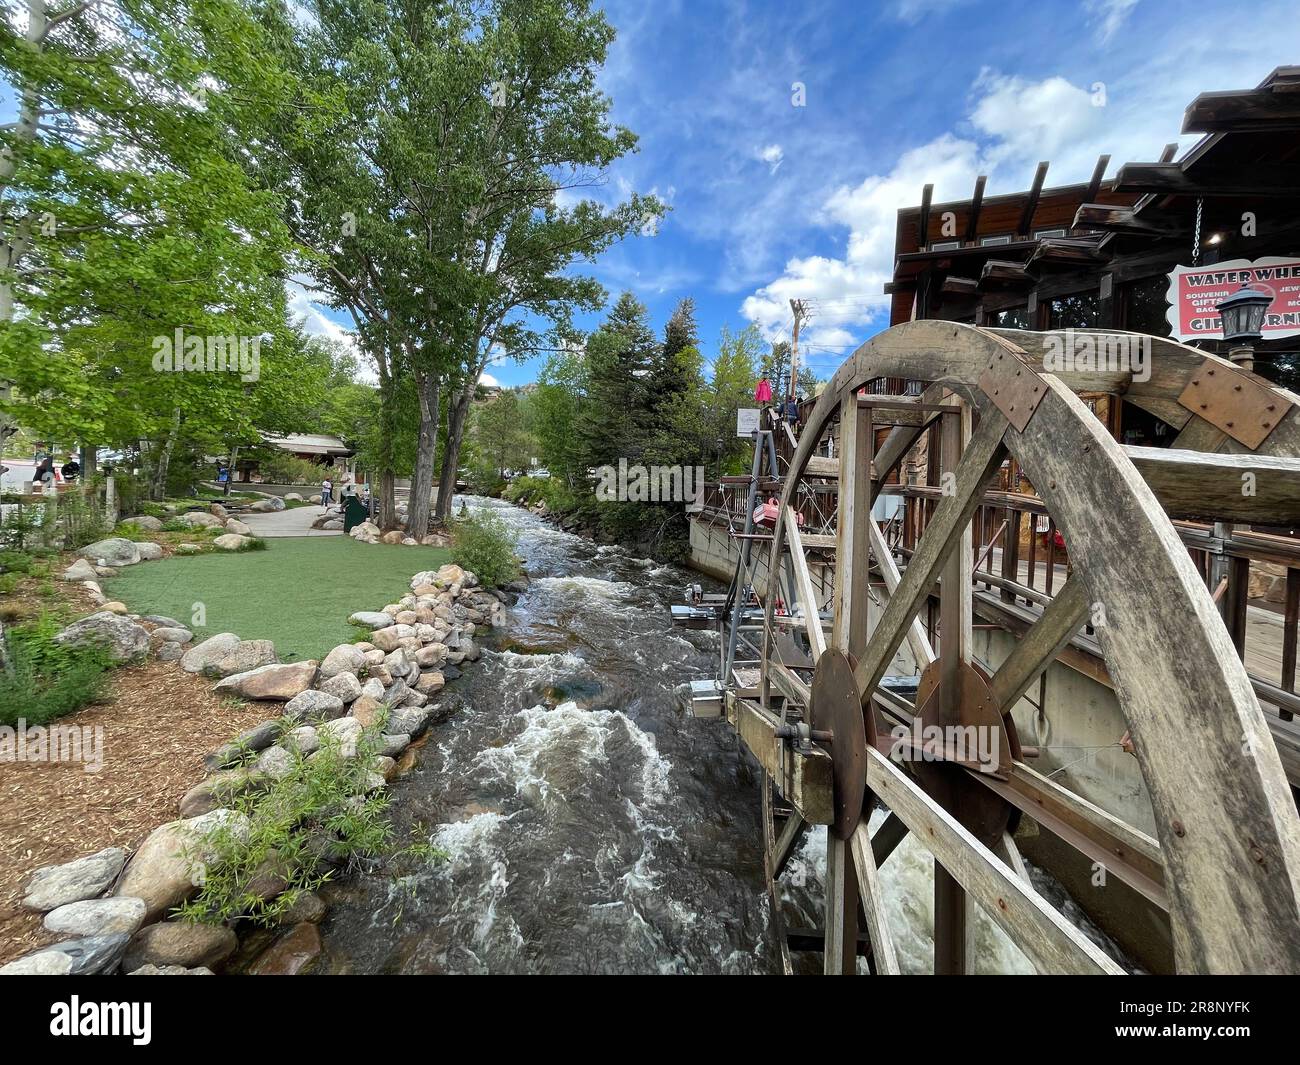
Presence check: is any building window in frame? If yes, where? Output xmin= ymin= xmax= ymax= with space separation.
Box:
xmin=1034 ymin=228 xmax=1067 ymax=239
xmin=990 ymin=307 xmax=1032 ymax=329
xmin=979 ymin=235 xmax=1012 ymax=246
xmin=1049 ymin=293 xmax=1100 ymax=329
xmin=929 ymin=240 xmax=960 ymax=251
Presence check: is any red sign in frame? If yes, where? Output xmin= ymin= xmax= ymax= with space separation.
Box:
xmin=1166 ymin=257 xmax=1300 ymax=341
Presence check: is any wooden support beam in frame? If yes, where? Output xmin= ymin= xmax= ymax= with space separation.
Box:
xmin=1114 ymin=161 xmax=1300 ymax=199
xmin=825 ymin=835 xmax=859 ymax=974
xmin=917 ymin=183 xmax=933 ymax=249
xmin=1126 ymin=445 xmax=1300 ymax=524
xmin=1184 ymin=84 xmax=1300 ymax=133
xmin=987 ymin=578 xmax=1088 ymax=712
xmin=729 ymin=695 xmax=834 ymax=825
xmin=964 ymin=175 xmax=987 ymax=245
xmin=866 ymin=746 xmax=1125 ymax=974
xmin=850 ymin=820 xmax=901 ymax=974
xmin=785 ymin=506 xmax=827 ymax=661
xmin=1073 ymin=203 xmax=1186 ymax=238
xmin=1017 ymin=161 xmax=1049 ymax=237
xmin=868 ymin=516 xmax=935 ymax=668
xmin=1083 ymin=154 xmax=1110 ymax=206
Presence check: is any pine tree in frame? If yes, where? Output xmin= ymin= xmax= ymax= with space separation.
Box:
xmin=576 ymin=292 xmax=657 ymax=473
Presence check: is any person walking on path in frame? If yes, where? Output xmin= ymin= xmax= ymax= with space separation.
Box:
xmin=320 ymin=476 xmax=333 ymax=508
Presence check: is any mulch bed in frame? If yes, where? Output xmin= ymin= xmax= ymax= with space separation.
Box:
xmin=0 ymin=570 xmax=270 ymax=966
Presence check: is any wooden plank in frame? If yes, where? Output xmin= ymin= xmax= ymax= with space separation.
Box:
xmin=852 ymin=408 xmax=1007 ymax=701
xmin=731 ymin=696 xmax=834 ymax=825
xmin=1126 ymin=445 xmax=1300 ymax=524
xmin=867 ymin=514 xmax=935 ymax=667
xmin=824 ymin=835 xmax=859 ymax=974
xmin=834 ymin=398 xmax=872 ymax=656
xmin=865 ymin=746 xmax=1125 ymax=975
xmin=987 ymin=578 xmax=1088 ymax=712
xmin=850 ymin=820 xmax=901 ymax=974
xmin=785 ymin=506 xmax=827 ymax=661
xmin=805 ymin=455 xmax=839 ymax=478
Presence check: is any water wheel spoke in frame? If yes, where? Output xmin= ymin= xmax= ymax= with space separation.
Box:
xmin=986 ymin=577 xmax=1089 ymax=712
xmin=851 ymin=407 xmax=1008 ymax=702
xmin=784 ymin=505 xmax=826 ymax=661
xmin=850 ymin=818 xmax=901 ymax=974
xmin=867 ymin=515 xmax=935 ymax=667
xmin=866 ymin=745 xmax=1125 ymax=975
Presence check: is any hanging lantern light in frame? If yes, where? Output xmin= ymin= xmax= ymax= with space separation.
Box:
xmin=1216 ymin=282 xmax=1272 ymax=344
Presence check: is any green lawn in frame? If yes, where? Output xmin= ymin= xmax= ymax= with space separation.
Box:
xmin=109 ymin=537 xmax=451 ymax=662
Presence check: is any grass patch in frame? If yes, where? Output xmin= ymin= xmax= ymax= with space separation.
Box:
xmin=108 ymin=536 xmax=451 ymax=660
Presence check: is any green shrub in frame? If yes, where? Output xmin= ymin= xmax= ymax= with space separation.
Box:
xmin=503 ymin=475 xmax=576 ymax=513
xmin=450 ymin=509 xmax=520 ymax=588
xmin=0 ymin=616 xmax=111 ymax=727
xmin=175 ymin=723 xmax=396 ymax=927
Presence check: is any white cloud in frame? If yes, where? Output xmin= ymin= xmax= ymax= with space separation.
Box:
xmin=757 ymin=144 xmax=784 ymax=174
xmin=1085 ymin=0 xmax=1139 ymax=42
xmin=479 ymin=370 xmax=500 ymax=388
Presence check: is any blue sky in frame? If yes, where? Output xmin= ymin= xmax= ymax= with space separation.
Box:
xmin=394 ymin=0 xmax=1289 ymax=387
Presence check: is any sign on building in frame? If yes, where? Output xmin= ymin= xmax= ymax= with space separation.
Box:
xmin=1166 ymin=257 xmax=1300 ymax=341
xmin=736 ymin=408 xmax=760 ymax=437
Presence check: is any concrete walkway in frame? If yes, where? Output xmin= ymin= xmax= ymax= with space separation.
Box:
xmin=240 ymin=503 xmax=341 ymax=538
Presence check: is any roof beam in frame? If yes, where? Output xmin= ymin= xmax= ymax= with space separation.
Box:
xmin=1184 ymin=86 xmax=1300 ymax=133
xmin=964 ymin=175 xmax=986 ymax=245
xmin=917 ymin=183 xmax=933 ymax=250
xmin=1114 ymin=161 xmax=1300 ymax=199
xmin=1074 ymin=202 xmax=1187 ymax=237
xmin=1017 ymin=161 xmax=1049 ymax=238
xmin=1083 ymin=154 xmax=1110 ymax=205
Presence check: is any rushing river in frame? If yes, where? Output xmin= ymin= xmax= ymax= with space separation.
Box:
xmin=313 ymin=496 xmax=1130 ymax=974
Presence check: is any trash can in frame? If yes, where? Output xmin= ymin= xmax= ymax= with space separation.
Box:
xmin=343 ymin=495 xmax=370 ymax=534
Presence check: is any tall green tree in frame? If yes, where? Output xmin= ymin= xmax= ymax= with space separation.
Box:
xmin=575 ymin=291 xmax=657 ymax=474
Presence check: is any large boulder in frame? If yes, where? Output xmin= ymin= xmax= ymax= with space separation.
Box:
xmin=348 ymin=611 xmax=392 ymax=630
xmin=371 ymin=624 xmax=416 ymax=652
xmin=123 ymin=922 xmax=238 ymax=973
xmin=319 ymin=643 xmax=367 ymax=678
xmin=247 ymin=922 xmax=321 ymax=976
xmin=134 ymin=542 xmax=164 ymax=561
xmin=212 ymin=533 xmax=253 ymax=551
xmin=114 ymin=809 xmax=249 ymax=923
xmin=77 ymin=537 xmax=140 ymax=567
xmin=349 ymin=521 xmax=380 ymax=542
xmin=204 ymin=719 xmax=283 ymax=771
xmin=130 ymin=515 xmax=165 ymax=531
xmin=214 ymin=661 xmax=318 ymax=701
xmin=319 ymin=717 xmax=363 ymax=758
xmin=60 ymin=558 xmax=98 ymax=581
xmin=177 ymin=511 xmax=223 ymax=529
xmin=44 ymin=897 xmax=147 ymax=939
xmin=0 ymin=934 xmax=131 ymax=975
xmin=181 ymin=634 xmax=277 ymax=678
xmin=284 ymin=492 xmax=304 ymax=503
xmin=54 ymin=612 xmax=149 ymax=663
xmin=22 ymin=847 xmax=127 ymax=911
xmin=224 ymin=518 xmax=252 ymax=536
xmin=319 ymin=672 xmax=362 ymax=705
xmin=179 ymin=768 xmax=268 ymax=818
xmin=284 ymin=688 xmax=346 ymax=722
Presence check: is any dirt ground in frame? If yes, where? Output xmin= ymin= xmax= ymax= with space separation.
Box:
xmin=0 ymin=572 xmax=268 ymax=966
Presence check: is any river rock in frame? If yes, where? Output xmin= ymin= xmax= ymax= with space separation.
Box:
xmin=284 ymin=492 xmax=303 ymax=503
xmin=214 ymin=660 xmax=317 ymax=700
xmin=284 ymin=688 xmax=345 ymax=721
xmin=363 ymin=648 xmax=385 ymax=665
xmin=248 ymin=922 xmax=321 ymax=976
xmin=320 ymin=643 xmax=367 ymax=678
xmin=359 ymin=677 xmax=385 ymax=701
xmin=151 ymin=626 xmax=193 ymax=645
xmin=282 ymin=725 xmax=320 ymax=756
xmin=127 ymin=963 xmax=214 ymax=975
xmin=176 ymin=542 xmax=202 ymax=554
xmin=77 ymin=537 xmax=141 ymax=567
xmin=180 ymin=768 xmax=268 ymax=818
xmin=380 ymin=530 xmax=405 ymax=545
xmin=276 ymin=891 xmax=326 ymax=926
xmin=224 ymin=517 xmax=251 ymax=536
xmin=415 ymin=643 xmax=446 ymax=668
xmin=318 ymin=672 xmax=362 ymax=705
xmin=349 ymin=695 xmax=384 ymax=727
xmin=209 ymin=503 xmax=229 ymax=520
xmin=115 ymin=809 xmax=250 ymax=923
xmin=319 ymin=717 xmax=362 ymax=758
xmin=383 ymin=649 xmax=411 ymax=678
xmin=371 ymin=755 xmax=398 ymax=781
xmin=350 ymin=521 xmax=380 ymax=542
xmin=182 ymin=633 xmax=277 ymax=677
xmin=143 ymin=613 xmax=185 ymax=628
xmin=348 ymin=611 xmax=393 ymax=630
xmin=54 ymin=612 xmax=149 ymax=663
xmin=123 ymin=922 xmax=238 ymax=973
xmin=131 ymin=515 xmax=165 ymax=531
xmin=256 ymin=745 xmax=295 ymax=779
xmin=371 ymin=624 xmax=415 ymax=652
xmin=212 ymin=533 xmax=253 ymax=551
xmin=414 ymin=670 xmax=445 ymax=695
xmin=0 ymin=933 xmax=131 ymax=976
xmin=204 ymin=719 xmax=283 ymax=771
xmin=22 ymin=847 xmax=127 ymax=911
xmin=44 ymin=897 xmax=147 ymax=939
xmin=387 ymin=705 xmax=430 ymax=737
xmin=394 ymin=610 xmax=418 ymax=626
xmin=134 ymin=542 xmax=164 ymax=561
xmin=379 ymin=733 xmax=411 ymax=758
xmin=61 ymin=558 xmax=98 ymax=581
xmin=156 ymin=641 xmax=185 ymax=662
xmin=178 ymin=511 xmax=223 ymax=529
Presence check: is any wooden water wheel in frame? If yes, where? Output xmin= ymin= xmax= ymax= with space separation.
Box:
xmin=743 ymin=320 xmax=1300 ymax=975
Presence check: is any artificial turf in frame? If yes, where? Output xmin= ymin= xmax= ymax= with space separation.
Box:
xmin=107 ymin=536 xmax=451 ymax=662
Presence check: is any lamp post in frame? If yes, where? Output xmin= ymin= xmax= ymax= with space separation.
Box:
xmin=1216 ymin=282 xmax=1273 ymax=372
